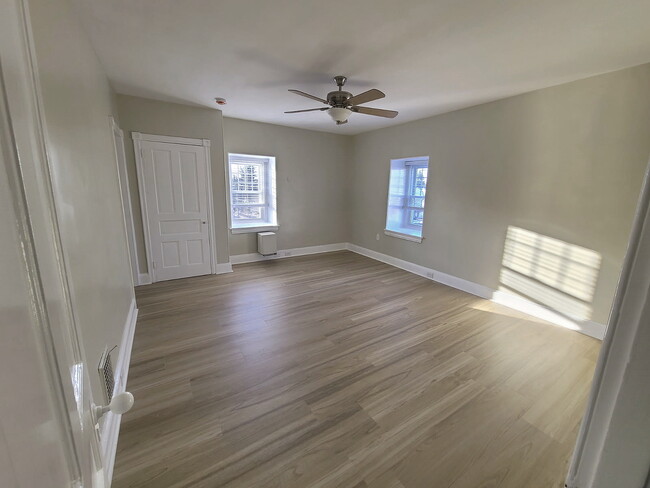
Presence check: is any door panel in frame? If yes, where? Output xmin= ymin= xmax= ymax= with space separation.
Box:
xmin=1 ymin=1 xmax=106 ymax=485
xmin=140 ymin=140 xmax=212 ymax=282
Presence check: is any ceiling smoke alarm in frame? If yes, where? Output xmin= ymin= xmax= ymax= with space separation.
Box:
xmin=215 ymin=97 xmax=227 ymax=105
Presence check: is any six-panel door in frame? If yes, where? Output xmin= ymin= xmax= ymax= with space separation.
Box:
xmin=140 ymin=140 xmax=212 ymax=281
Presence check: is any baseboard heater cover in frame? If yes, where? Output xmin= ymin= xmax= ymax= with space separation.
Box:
xmin=258 ymin=232 xmax=277 ymax=256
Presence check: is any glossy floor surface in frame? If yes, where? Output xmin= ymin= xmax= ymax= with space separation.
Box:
xmin=113 ymin=251 xmax=600 ymax=488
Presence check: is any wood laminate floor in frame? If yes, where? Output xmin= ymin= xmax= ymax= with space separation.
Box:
xmin=113 ymin=251 xmax=600 ymax=488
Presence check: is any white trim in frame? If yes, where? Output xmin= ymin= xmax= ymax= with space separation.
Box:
xmin=132 ymin=133 xmax=218 ymax=282
xmin=230 ymin=242 xmax=346 ymax=264
xmin=100 ymin=298 xmax=138 ymax=487
xmin=132 ymin=132 xmax=210 ymax=147
xmin=346 ymin=243 xmax=605 ymax=339
xmin=491 ymin=290 xmax=606 ymax=339
xmin=346 ymin=243 xmax=492 ymax=299
xmin=383 ymin=229 xmax=423 ymax=243
xmin=231 ymin=225 xmax=279 ymax=234
xmin=225 ymin=153 xmax=278 ymax=233
xmin=204 ymin=142 xmax=218 ymax=275
xmin=109 ymin=117 xmax=139 ymax=286
xmin=385 ymin=155 xmax=430 ymax=245
xmin=215 ymin=262 xmax=233 ymax=274
xmin=231 ymin=241 xmax=605 ymax=339
xmin=566 ymin=160 xmax=650 ymax=488
xmin=137 ymin=273 xmax=151 ymax=286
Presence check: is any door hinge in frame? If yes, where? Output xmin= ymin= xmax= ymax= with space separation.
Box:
xmin=140 ymin=148 xmax=144 ymax=159
xmin=152 ymin=260 xmax=156 ymax=270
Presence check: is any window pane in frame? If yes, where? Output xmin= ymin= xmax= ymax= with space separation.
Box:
xmin=228 ymin=154 xmax=278 ymax=228
xmin=385 ymin=158 xmax=429 ymax=238
xmin=230 ymin=163 xmax=262 ymax=192
xmin=232 ymin=206 xmax=263 ymax=220
xmin=410 ymin=167 xmax=428 ymax=197
xmin=407 ymin=196 xmax=425 ymax=208
xmin=232 ymin=192 xmax=263 ymax=205
xmin=409 ymin=210 xmax=424 ymax=226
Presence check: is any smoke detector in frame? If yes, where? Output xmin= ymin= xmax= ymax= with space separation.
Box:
xmin=214 ymin=97 xmax=227 ymax=105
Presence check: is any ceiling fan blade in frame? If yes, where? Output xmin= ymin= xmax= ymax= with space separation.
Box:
xmin=352 ymin=106 xmax=398 ymax=118
xmin=284 ymin=107 xmax=329 ymax=114
xmin=347 ymin=88 xmax=385 ymax=106
xmin=288 ymin=89 xmax=328 ymax=104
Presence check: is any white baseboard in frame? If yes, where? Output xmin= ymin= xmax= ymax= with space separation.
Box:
xmin=346 ymin=243 xmax=493 ymax=299
xmin=227 ymin=241 xmax=605 ymax=339
xmin=230 ymin=242 xmax=347 ymax=265
xmin=137 ymin=273 xmax=151 ymax=286
xmin=215 ymin=262 xmax=233 ymax=274
xmin=491 ymin=290 xmax=606 ymax=339
xmin=346 ymin=243 xmax=605 ymax=340
xmin=100 ymin=297 xmax=138 ymax=487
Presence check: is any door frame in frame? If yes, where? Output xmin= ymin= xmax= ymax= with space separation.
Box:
xmin=565 ymin=159 xmax=650 ymax=487
xmin=133 ymin=132 xmax=217 ymax=283
xmin=110 ymin=117 xmax=139 ymax=285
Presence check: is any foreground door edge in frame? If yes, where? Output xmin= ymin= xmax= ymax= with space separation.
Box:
xmin=0 ymin=0 xmax=104 ymax=485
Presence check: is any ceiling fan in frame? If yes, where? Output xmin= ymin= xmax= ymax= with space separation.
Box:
xmin=285 ymin=76 xmax=398 ymax=125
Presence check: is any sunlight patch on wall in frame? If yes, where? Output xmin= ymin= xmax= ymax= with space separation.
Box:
xmin=498 ymin=226 xmax=601 ymax=322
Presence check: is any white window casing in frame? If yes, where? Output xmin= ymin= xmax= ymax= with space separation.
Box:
xmin=227 ymin=153 xmax=278 ymax=233
xmin=385 ymin=156 xmax=429 ymax=243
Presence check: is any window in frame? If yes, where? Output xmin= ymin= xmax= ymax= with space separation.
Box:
xmin=227 ymin=153 xmax=277 ymax=233
xmin=385 ymin=156 xmax=429 ymax=242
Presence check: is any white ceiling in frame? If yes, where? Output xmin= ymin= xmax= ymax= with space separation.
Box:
xmin=73 ymin=0 xmax=650 ymax=135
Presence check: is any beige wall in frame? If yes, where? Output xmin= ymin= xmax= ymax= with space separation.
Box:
xmin=111 ymin=64 xmax=650 ymax=327
xmin=27 ymin=0 xmax=134 ymax=401
xmin=223 ymin=118 xmax=352 ymax=255
xmin=115 ymin=95 xmax=230 ymax=266
xmin=350 ymin=64 xmax=650 ymax=324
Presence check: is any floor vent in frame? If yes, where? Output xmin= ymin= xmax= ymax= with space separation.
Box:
xmin=98 ymin=346 xmax=117 ymax=403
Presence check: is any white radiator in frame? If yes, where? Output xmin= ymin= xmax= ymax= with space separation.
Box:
xmin=257 ymin=232 xmax=277 ymax=256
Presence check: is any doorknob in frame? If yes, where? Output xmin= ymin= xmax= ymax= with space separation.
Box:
xmin=92 ymin=391 xmax=134 ymax=424
xmin=202 ymin=221 xmax=206 ymax=224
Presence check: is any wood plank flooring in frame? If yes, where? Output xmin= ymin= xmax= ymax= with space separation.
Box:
xmin=113 ymin=251 xmax=600 ymax=488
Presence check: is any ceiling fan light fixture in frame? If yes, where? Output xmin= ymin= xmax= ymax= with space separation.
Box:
xmin=328 ymin=107 xmax=351 ymax=124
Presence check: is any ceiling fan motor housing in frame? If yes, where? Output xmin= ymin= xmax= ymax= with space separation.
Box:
xmin=327 ymin=90 xmax=352 ymax=107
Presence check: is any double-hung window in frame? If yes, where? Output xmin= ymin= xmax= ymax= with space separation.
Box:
xmin=385 ymin=156 xmax=429 ymax=242
xmin=227 ymin=153 xmax=277 ymax=233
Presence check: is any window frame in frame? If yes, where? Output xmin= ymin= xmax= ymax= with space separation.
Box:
xmin=384 ymin=156 xmax=430 ymax=243
xmin=227 ymin=153 xmax=278 ymax=234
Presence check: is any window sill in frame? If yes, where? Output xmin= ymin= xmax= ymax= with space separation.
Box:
xmin=231 ymin=225 xmax=279 ymax=235
xmin=384 ymin=229 xmax=423 ymax=243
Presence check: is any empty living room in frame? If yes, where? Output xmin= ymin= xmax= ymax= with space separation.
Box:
xmin=1 ymin=0 xmax=650 ymax=487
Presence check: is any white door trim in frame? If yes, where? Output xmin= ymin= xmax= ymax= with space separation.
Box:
xmin=110 ymin=117 xmax=139 ymax=285
xmin=565 ymin=159 xmax=650 ymax=488
xmin=132 ymin=132 xmax=217 ymax=283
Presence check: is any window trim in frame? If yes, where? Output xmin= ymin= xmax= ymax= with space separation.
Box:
xmin=384 ymin=229 xmax=424 ymax=243
xmin=384 ymin=156 xmax=429 ymax=243
xmin=226 ymin=153 xmax=278 ymax=234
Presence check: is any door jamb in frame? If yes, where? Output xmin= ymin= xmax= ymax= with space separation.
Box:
xmin=565 ymin=158 xmax=650 ymax=487
xmin=132 ymin=132 xmax=217 ymax=283
xmin=110 ymin=117 xmax=139 ymax=286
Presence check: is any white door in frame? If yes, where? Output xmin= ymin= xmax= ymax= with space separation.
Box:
xmin=0 ymin=1 xmax=105 ymax=486
xmin=138 ymin=139 xmax=213 ymax=282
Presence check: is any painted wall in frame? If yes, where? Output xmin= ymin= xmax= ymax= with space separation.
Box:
xmin=223 ymin=118 xmax=352 ymax=255
xmin=27 ymin=0 xmax=134 ymax=402
xmin=350 ymin=64 xmax=650 ymax=325
xmin=115 ymin=95 xmax=230 ymax=267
